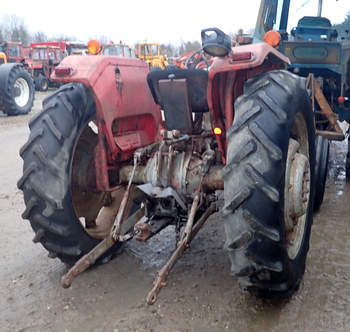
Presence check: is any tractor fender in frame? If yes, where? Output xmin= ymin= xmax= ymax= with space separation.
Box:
xmin=207 ymin=43 xmax=290 ymax=159
xmin=51 ymin=55 xmax=161 ymax=159
xmin=209 ymin=42 xmax=290 ymax=77
xmin=0 ymin=63 xmax=23 ymax=95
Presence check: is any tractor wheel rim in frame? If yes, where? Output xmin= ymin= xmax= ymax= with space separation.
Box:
xmin=69 ymin=119 xmax=127 ymax=240
xmin=284 ymin=113 xmax=311 ymax=260
xmin=13 ymin=77 xmax=30 ymax=107
xmin=42 ymin=80 xmax=48 ymax=90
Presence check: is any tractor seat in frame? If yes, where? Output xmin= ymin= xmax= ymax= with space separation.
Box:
xmin=147 ymin=67 xmax=209 ymax=113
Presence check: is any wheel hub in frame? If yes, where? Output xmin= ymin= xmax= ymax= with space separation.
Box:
xmin=14 ymin=86 xmax=21 ymax=97
xmin=13 ymin=77 xmax=30 ymax=107
xmin=284 ymin=138 xmax=311 ymax=260
xmin=289 ymin=153 xmax=310 ymax=220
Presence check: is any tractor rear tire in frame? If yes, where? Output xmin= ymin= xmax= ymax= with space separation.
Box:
xmin=223 ymin=70 xmax=315 ymax=297
xmin=18 ymin=83 xmax=120 ymax=265
xmin=0 ymin=64 xmax=34 ymax=116
xmin=313 ymin=135 xmax=329 ymax=211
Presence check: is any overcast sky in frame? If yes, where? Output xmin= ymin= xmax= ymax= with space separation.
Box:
xmin=1 ymin=0 xmax=350 ymax=44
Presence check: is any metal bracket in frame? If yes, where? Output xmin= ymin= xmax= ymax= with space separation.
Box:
xmin=137 ymin=183 xmax=187 ymax=210
xmin=307 ymin=73 xmax=345 ymax=141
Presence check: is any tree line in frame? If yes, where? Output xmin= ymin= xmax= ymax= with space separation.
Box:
xmin=0 ymin=14 xmax=77 ymax=45
xmin=334 ymin=12 xmax=350 ymax=40
xmin=4 ymin=11 xmax=349 ymax=58
xmin=0 ymin=14 xmax=245 ymax=57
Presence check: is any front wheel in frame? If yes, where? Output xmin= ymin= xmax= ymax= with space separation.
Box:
xmin=223 ymin=70 xmax=315 ymax=297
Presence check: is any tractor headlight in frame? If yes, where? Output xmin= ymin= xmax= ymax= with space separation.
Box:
xmin=201 ymin=28 xmax=232 ymax=57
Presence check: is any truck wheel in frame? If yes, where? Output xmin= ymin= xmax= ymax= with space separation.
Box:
xmin=18 ymin=83 xmax=122 ymax=265
xmin=313 ymin=135 xmax=329 ymax=211
xmin=38 ymin=74 xmax=49 ymax=91
xmin=223 ymin=70 xmax=315 ymax=297
xmin=0 ymin=64 xmax=34 ymax=115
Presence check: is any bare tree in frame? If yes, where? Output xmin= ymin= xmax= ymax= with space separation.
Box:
xmin=161 ymin=43 xmax=177 ymax=57
xmin=52 ymin=34 xmax=77 ymax=42
xmin=1 ymin=14 xmax=30 ymax=45
xmin=32 ymin=31 xmax=48 ymax=43
xmin=85 ymin=35 xmax=112 ymax=44
xmin=178 ymin=40 xmax=201 ymax=56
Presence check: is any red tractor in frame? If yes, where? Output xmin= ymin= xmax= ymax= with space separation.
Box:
xmin=19 ymin=16 xmax=326 ymax=302
xmin=25 ymin=44 xmax=65 ymax=91
xmin=0 ymin=42 xmax=30 ymax=64
xmin=24 ymin=42 xmax=87 ymax=91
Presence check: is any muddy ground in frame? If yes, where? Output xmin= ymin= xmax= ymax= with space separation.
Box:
xmin=0 ymin=91 xmax=350 ymax=332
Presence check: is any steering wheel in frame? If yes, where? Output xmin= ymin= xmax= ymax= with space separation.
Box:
xmin=184 ymin=50 xmax=210 ymax=69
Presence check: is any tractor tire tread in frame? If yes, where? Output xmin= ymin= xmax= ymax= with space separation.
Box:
xmin=18 ymin=83 xmax=102 ymax=265
xmin=224 ymin=70 xmax=315 ymax=297
xmin=2 ymin=65 xmax=34 ymax=115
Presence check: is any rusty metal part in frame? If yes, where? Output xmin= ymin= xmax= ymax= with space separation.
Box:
xmin=87 ymin=188 xmax=124 ymax=239
xmin=181 ymin=183 xmax=201 ymax=244
xmin=135 ymin=217 xmax=172 ymax=242
xmin=61 ymin=235 xmax=115 ymax=289
xmin=315 ymin=130 xmax=345 ymax=141
xmin=135 ymin=223 xmax=152 ymax=242
xmin=137 ymin=184 xmax=186 ymax=210
xmin=70 ymin=120 xmax=112 ymax=237
xmin=61 ymin=207 xmax=145 ymax=288
xmin=119 ymin=164 xmax=223 ymax=193
xmin=119 ymin=135 xmax=223 ymax=199
xmin=307 ymin=74 xmax=345 ymax=140
xmin=111 ymin=156 xmax=138 ymax=240
xmin=146 ymin=202 xmax=217 ymax=304
xmin=118 ymin=135 xmax=223 ymax=199
xmin=146 ymin=146 xmax=212 ymax=304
